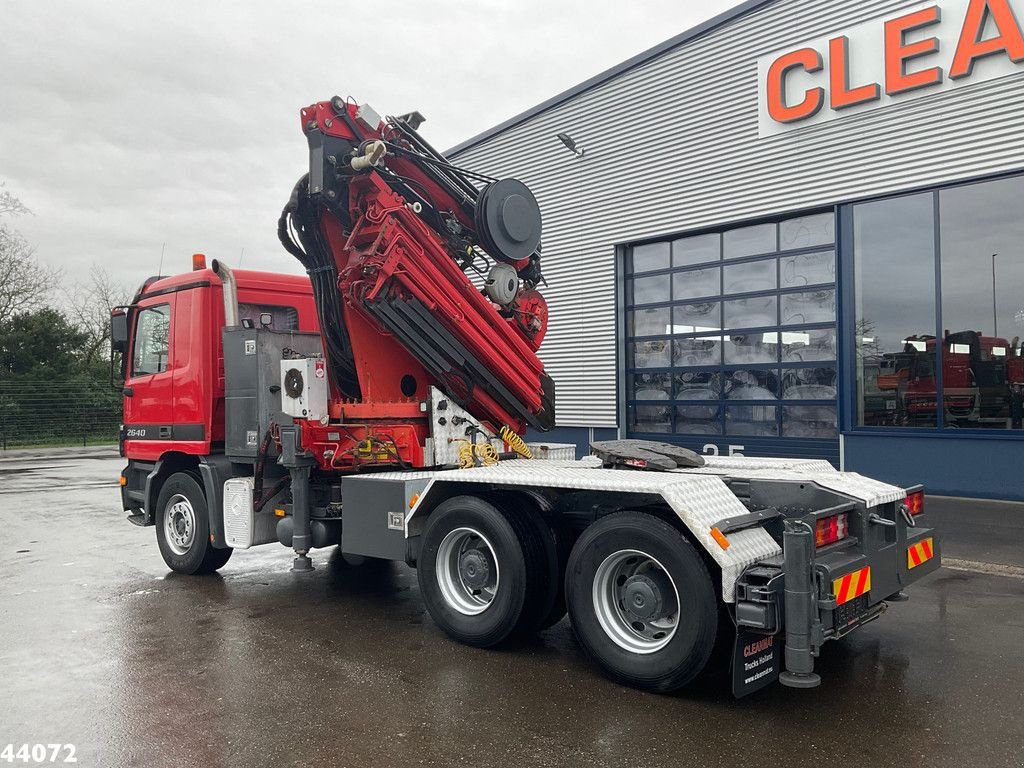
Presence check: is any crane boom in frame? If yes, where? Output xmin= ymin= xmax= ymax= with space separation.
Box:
xmin=277 ymin=96 xmax=555 ymax=470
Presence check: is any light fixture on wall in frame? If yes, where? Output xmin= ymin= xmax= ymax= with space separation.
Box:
xmin=556 ymin=132 xmax=585 ymax=157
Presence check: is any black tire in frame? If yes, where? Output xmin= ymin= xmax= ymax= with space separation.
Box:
xmin=537 ymin=523 xmax=571 ymax=630
xmin=485 ymin=494 xmax=567 ymax=633
xmin=155 ymin=472 xmax=232 ymax=575
xmin=417 ymin=495 xmax=539 ymax=648
xmin=565 ymin=511 xmax=718 ymax=693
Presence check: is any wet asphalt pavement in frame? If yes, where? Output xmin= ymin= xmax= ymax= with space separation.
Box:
xmin=1 ymin=450 xmax=1023 ymax=768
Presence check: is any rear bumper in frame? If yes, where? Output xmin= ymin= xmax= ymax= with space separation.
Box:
xmin=817 ymin=523 xmax=941 ymax=620
xmin=732 ymin=512 xmax=940 ymax=697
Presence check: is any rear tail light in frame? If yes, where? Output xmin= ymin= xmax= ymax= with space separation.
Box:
xmin=815 ymin=512 xmax=849 ymax=548
xmin=905 ymin=490 xmax=924 ymax=516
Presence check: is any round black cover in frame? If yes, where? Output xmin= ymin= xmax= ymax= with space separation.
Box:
xmin=283 ymin=368 xmax=305 ymax=399
xmin=474 ymin=178 xmax=542 ymax=264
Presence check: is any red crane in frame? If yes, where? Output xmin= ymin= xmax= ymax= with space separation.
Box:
xmin=276 ymin=97 xmax=555 ymax=471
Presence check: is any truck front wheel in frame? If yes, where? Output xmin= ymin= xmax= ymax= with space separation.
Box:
xmin=155 ymin=472 xmax=232 ymax=575
xmin=417 ymin=495 xmax=543 ymax=648
xmin=565 ymin=511 xmax=718 ymax=693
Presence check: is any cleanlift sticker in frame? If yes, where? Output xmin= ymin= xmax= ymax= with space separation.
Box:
xmin=733 ymin=628 xmax=782 ymax=697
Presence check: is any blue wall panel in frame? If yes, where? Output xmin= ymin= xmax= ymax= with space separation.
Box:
xmin=844 ymin=433 xmax=1024 ymax=501
xmin=532 ymin=426 xmax=839 ymax=465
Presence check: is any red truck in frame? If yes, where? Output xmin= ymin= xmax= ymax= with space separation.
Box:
xmin=878 ymin=331 xmax=1024 ymax=426
xmin=111 ymin=96 xmax=940 ymax=696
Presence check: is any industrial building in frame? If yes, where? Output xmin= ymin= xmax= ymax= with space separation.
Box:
xmin=449 ymin=0 xmax=1024 ymax=500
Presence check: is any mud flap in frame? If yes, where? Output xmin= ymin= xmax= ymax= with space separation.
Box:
xmin=732 ymin=628 xmax=782 ymax=697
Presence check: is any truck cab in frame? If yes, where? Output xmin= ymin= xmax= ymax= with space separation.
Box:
xmin=113 ymin=257 xmax=319 ymax=555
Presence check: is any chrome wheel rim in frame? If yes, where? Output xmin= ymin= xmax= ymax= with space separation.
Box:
xmin=435 ymin=527 xmax=500 ymax=615
xmin=593 ymin=549 xmax=679 ymax=654
xmin=164 ymin=493 xmax=196 ymax=556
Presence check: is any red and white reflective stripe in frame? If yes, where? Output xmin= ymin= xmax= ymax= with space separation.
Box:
xmin=907 ymin=538 xmax=934 ymax=569
xmin=833 ymin=566 xmax=871 ymax=606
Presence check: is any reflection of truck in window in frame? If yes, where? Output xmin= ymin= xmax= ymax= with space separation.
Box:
xmin=872 ymin=332 xmax=1024 ymax=427
xmin=875 ymin=351 xmax=915 ymax=394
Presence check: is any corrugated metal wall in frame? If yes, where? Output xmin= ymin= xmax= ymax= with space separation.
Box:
xmin=450 ymin=0 xmax=1024 ymax=428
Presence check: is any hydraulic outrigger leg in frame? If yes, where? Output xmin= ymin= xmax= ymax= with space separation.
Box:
xmin=779 ymin=520 xmax=822 ymax=689
xmin=279 ymin=425 xmax=317 ymax=572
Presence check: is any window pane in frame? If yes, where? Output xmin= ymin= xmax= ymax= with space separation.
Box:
xmin=629 ymin=404 xmax=672 ymax=434
xmin=724 ymin=368 xmax=779 ymax=399
xmin=781 ymin=289 xmax=836 ymax=326
xmin=676 ymin=371 xmax=721 ymax=433
xmin=673 ymin=267 xmax=720 ymax=301
xmin=724 ymin=332 xmax=779 ymax=365
xmin=673 ymin=336 xmax=723 ymax=368
xmin=783 ymin=406 xmax=838 ymax=438
xmin=631 ymin=242 xmax=670 ymax=274
xmin=940 ymin=176 xmax=1024 ymax=431
xmin=724 ymin=296 xmax=778 ymax=330
xmin=781 ymin=250 xmax=835 ymax=288
xmin=854 ymin=192 xmax=937 ymax=427
xmin=673 ymin=302 xmax=721 ymax=333
xmin=676 ymin=409 xmax=723 ymax=435
xmin=673 ymin=233 xmax=720 ymax=267
xmin=239 ymin=303 xmax=298 ymax=331
xmin=132 ymin=304 xmax=171 ymax=376
xmin=631 ymin=275 xmax=670 ymax=305
xmin=629 ymin=372 xmax=672 ymax=401
xmin=674 ymin=371 xmax=722 ymax=400
xmin=782 ymin=327 xmax=836 ymax=363
xmin=724 ymin=258 xmax=777 ymax=294
xmin=724 ymin=223 xmax=776 ymax=260
xmin=630 ymin=307 xmax=671 ymax=337
xmin=675 ymin=385 xmax=723 ymax=420
xmin=631 ymin=340 xmax=671 ymax=369
xmin=779 ymin=212 xmax=835 ymax=251
xmin=726 ymin=405 xmax=779 ymax=436
xmin=781 ymin=368 xmax=838 ymax=400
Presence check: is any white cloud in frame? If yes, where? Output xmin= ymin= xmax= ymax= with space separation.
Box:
xmin=1 ymin=0 xmax=740 ymax=287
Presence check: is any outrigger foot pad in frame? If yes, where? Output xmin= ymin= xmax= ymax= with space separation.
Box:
xmin=780 ymin=671 xmax=821 ymax=689
xmin=292 ymin=554 xmax=314 ymax=572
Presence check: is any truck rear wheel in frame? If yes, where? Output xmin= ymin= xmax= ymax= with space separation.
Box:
xmin=155 ymin=472 xmax=232 ymax=575
xmin=417 ymin=495 xmax=543 ymax=648
xmin=484 ymin=494 xmax=567 ymax=633
xmin=565 ymin=511 xmax=717 ymax=693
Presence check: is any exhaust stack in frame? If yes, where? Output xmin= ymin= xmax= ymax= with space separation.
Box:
xmin=212 ymin=259 xmax=240 ymax=327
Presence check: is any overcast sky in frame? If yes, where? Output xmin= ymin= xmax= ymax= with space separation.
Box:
xmin=2 ymin=0 xmax=739 ymax=291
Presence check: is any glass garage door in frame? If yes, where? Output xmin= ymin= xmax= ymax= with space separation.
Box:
xmin=624 ymin=211 xmax=840 ymax=462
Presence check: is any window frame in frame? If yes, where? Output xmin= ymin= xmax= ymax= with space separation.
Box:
xmin=841 ymin=169 xmax=1024 ymax=440
xmin=130 ymin=302 xmax=172 ymax=378
xmin=623 ymin=210 xmax=839 ymax=441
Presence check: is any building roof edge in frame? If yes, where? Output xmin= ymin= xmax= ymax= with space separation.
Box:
xmin=446 ymin=0 xmax=778 ymax=156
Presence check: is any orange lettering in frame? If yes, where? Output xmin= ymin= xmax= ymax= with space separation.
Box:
xmin=950 ymin=0 xmax=1024 ymax=79
xmin=885 ymin=6 xmax=944 ymax=95
xmin=829 ymin=35 xmax=882 ymax=109
xmin=767 ymin=48 xmax=825 ymax=124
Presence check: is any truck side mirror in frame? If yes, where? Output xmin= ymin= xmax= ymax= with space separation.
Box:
xmin=111 ymin=310 xmax=129 ymax=353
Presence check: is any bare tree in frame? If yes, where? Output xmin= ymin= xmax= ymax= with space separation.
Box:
xmin=63 ymin=264 xmax=133 ymax=367
xmin=0 ymin=183 xmax=58 ymax=324
xmin=0 ymin=184 xmax=29 ymax=217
